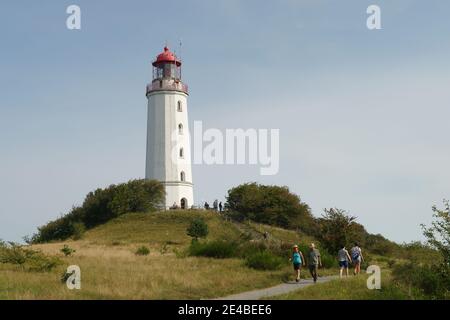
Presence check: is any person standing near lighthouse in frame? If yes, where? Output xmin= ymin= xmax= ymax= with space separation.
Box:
xmin=145 ymin=46 xmax=194 ymax=210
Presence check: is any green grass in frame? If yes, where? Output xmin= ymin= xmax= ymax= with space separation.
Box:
xmin=269 ymin=273 xmax=409 ymax=300
xmin=248 ymin=221 xmax=315 ymax=245
xmin=83 ymin=210 xmax=241 ymax=246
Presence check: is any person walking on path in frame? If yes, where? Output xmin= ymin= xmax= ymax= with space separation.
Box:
xmin=350 ymin=242 xmax=364 ymax=275
xmin=219 ymin=202 xmax=223 ymax=212
xmin=337 ymin=245 xmax=352 ymax=278
xmin=308 ymin=243 xmax=322 ymax=283
xmin=289 ymin=245 xmax=305 ymax=283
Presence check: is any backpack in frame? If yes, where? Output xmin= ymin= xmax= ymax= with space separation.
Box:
xmin=351 ymin=247 xmax=360 ymax=260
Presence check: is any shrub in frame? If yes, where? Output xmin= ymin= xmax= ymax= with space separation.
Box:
xmin=189 ymin=240 xmax=237 ymax=259
xmin=237 ymin=241 xmax=268 ymax=258
xmin=173 ymin=247 xmax=188 ymax=259
xmin=27 ymin=254 xmax=61 ymax=273
xmin=366 ymin=233 xmax=399 ymax=256
xmin=392 ymin=262 xmax=449 ymax=299
xmin=33 ymin=213 xmax=80 ymax=243
xmin=225 ymin=183 xmax=316 ymax=233
xmin=31 ymin=179 xmax=164 ymax=243
xmin=397 ymin=242 xmax=440 ymax=262
xmin=245 ymin=251 xmax=285 ymax=270
xmin=82 ymin=179 xmax=164 ymax=228
xmin=391 ymin=200 xmax=450 ymax=299
xmin=422 ymin=200 xmax=450 ymax=267
xmin=186 ymin=218 xmax=209 ymax=241
xmin=60 ymin=245 xmax=76 ymax=257
xmin=319 ymin=250 xmax=335 ymax=269
xmin=0 ymin=242 xmax=60 ymax=272
xmin=135 ymin=246 xmax=150 ymax=256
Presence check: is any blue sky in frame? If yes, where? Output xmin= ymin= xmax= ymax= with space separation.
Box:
xmin=1 ymin=0 xmax=449 ymax=243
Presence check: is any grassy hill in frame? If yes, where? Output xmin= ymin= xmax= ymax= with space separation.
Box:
xmin=82 ymin=210 xmax=241 ymax=246
xmin=0 ymin=210 xmax=307 ymax=300
xmin=0 ymin=209 xmax=436 ymax=300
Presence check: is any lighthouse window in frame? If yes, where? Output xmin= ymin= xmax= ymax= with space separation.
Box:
xmin=179 ymin=148 xmax=184 ymax=158
xmin=180 ymin=171 xmax=186 ymax=182
xmin=178 ymin=123 xmax=183 ymax=134
xmin=164 ymin=64 xmax=175 ymax=78
xmin=177 ymin=101 xmax=183 ymax=112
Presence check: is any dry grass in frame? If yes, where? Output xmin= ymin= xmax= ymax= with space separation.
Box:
xmin=0 ymin=210 xmax=293 ymax=300
xmin=0 ymin=244 xmax=289 ymax=300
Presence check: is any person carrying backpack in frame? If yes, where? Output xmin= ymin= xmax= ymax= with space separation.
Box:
xmin=350 ymin=242 xmax=364 ymax=275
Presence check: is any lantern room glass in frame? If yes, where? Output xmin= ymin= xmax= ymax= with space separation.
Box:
xmin=153 ymin=62 xmax=181 ymax=80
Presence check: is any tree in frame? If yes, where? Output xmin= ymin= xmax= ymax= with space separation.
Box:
xmin=31 ymin=179 xmax=165 ymax=243
xmin=225 ymin=183 xmax=315 ymax=233
xmin=391 ymin=201 xmax=450 ymax=299
xmin=317 ymin=208 xmax=361 ymax=254
xmin=421 ymin=200 xmax=450 ymax=267
xmin=187 ymin=218 xmax=209 ymax=242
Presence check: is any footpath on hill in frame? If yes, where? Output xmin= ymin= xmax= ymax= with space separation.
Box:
xmin=215 ymin=276 xmax=337 ymax=300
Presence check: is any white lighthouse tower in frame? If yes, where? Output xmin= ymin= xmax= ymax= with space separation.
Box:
xmin=145 ymin=46 xmax=194 ymax=209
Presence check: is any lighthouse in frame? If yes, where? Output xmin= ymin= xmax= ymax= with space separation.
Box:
xmin=145 ymin=46 xmax=194 ymax=210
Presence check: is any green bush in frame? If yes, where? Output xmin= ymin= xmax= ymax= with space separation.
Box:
xmin=33 ymin=212 xmax=81 ymax=243
xmin=60 ymin=245 xmax=76 ymax=257
xmin=396 ymin=242 xmax=440 ymax=262
xmin=186 ymin=218 xmax=209 ymax=241
xmin=0 ymin=242 xmax=60 ymax=272
xmin=82 ymin=179 xmax=164 ymax=228
xmin=237 ymin=241 xmax=269 ymax=258
xmin=135 ymin=246 xmax=150 ymax=256
xmin=245 ymin=251 xmax=285 ymax=270
xmin=225 ymin=183 xmax=316 ymax=233
xmin=392 ymin=262 xmax=449 ymax=299
xmin=31 ymin=179 xmax=164 ymax=243
xmin=365 ymin=233 xmax=399 ymax=257
xmin=319 ymin=250 xmax=335 ymax=269
xmin=189 ymin=240 xmax=237 ymax=259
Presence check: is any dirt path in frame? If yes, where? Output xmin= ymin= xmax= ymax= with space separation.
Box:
xmin=216 ymin=276 xmax=338 ymax=300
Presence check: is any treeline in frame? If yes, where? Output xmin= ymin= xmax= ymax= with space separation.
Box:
xmin=30 ymin=179 xmax=164 ymax=243
xmin=225 ymin=183 xmax=401 ymax=257
xmin=226 ymin=183 xmax=449 ymax=299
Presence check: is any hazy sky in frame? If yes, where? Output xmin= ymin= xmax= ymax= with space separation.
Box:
xmin=1 ymin=0 xmax=449 ymax=243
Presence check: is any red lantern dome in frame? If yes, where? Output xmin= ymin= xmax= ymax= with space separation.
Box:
xmin=152 ymin=46 xmax=181 ymax=67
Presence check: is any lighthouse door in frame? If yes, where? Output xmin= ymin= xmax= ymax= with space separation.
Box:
xmin=180 ymin=198 xmax=188 ymax=210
